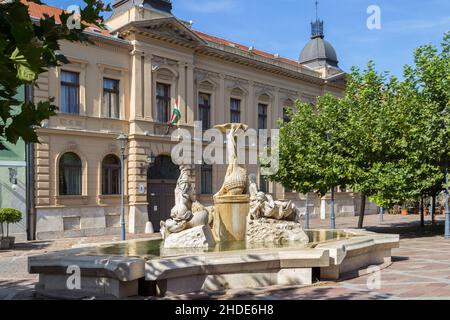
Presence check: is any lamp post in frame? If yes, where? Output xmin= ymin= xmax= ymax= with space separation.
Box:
xmin=326 ymin=132 xmax=336 ymax=230
xmin=305 ymin=193 xmax=310 ymax=230
xmin=445 ymin=159 xmax=450 ymax=240
xmin=443 ymin=107 xmax=450 ymax=240
xmin=117 ymin=133 xmax=129 ymax=241
xmin=330 ymin=186 xmax=336 ymax=230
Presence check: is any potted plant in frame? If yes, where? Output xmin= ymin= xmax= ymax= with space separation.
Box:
xmin=423 ymin=198 xmax=430 ymax=216
xmin=0 ymin=208 xmax=22 ymax=249
xmin=401 ymin=204 xmax=409 ymax=216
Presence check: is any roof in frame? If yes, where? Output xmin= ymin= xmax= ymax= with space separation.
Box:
xmin=193 ymin=30 xmax=305 ymax=70
xmin=25 ymin=0 xmax=112 ymax=37
xmin=299 ymin=36 xmax=339 ymax=68
xmin=24 ymin=2 xmax=330 ymax=77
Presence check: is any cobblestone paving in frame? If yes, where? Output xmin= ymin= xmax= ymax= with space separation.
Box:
xmin=0 ymin=233 xmax=156 ymax=300
xmin=212 ymin=214 xmax=450 ymax=300
xmin=0 ymin=213 xmax=448 ymax=300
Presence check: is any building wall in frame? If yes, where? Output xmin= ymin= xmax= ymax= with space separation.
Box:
xmin=0 ymin=87 xmax=27 ymax=241
xmin=32 ymin=7 xmax=376 ymax=239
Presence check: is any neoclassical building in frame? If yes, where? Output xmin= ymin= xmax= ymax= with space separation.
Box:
xmin=27 ymin=0 xmax=376 ymax=239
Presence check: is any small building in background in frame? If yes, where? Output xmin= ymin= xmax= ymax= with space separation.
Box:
xmin=0 ymin=87 xmax=27 ymax=242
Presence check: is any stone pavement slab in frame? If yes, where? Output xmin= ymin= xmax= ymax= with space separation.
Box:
xmin=1 ymin=214 xmax=449 ymax=300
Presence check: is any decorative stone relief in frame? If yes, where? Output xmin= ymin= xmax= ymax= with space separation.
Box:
xmin=163 ymin=225 xmax=216 ymax=249
xmin=246 ymin=217 xmax=309 ymax=245
xmin=58 ymin=118 xmax=85 ymax=130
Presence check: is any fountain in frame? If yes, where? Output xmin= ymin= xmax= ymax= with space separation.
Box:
xmin=160 ymin=123 xmax=309 ymax=248
xmin=28 ymin=124 xmax=400 ymax=299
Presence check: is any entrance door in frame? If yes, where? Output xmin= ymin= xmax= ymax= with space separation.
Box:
xmin=147 ymin=156 xmax=180 ymax=232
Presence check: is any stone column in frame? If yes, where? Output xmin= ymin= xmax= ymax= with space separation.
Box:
xmin=130 ymin=50 xmax=144 ymax=121
xmin=127 ymin=139 xmax=149 ymax=234
xmin=213 ymin=195 xmax=250 ymax=241
xmin=218 ymin=74 xmax=226 ymax=123
xmin=272 ymin=88 xmax=280 ymax=196
xmin=143 ymin=54 xmax=154 ymax=121
xmin=34 ymin=135 xmax=51 ymax=207
xmin=186 ymin=63 xmax=195 ymax=125
xmin=247 ymin=81 xmax=255 ymax=128
xmin=177 ymin=62 xmax=187 ymax=125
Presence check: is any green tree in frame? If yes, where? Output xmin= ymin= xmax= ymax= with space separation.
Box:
xmin=372 ymin=32 xmax=450 ymax=211
xmin=0 ymin=0 xmax=110 ymax=150
xmin=269 ymin=32 xmax=449 ymax=228
xmin=267 ymin=93 xmax=350 ymax=198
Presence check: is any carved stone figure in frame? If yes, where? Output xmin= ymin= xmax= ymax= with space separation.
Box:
xmin=248 ymin=174 xmax=298 ymax=221
xmin=246 ymin=174 xmax=309 ymax=244
xmin=160 ymin=165 xmax=212 ymax=241
xmin=214 ymin=123 xmax=249 ymax=197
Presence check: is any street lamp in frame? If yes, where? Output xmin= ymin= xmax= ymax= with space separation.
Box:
xmin=445 ymin=159 xmax=450 ymax=240
xmin=326 ymin=132 xmax=336 ymax=230
xmin=304 ymin=193 xmax=310 ymax=230
xmin=117 ymin=133 xmax=129 ymax=241
xmin=441 ymin=107 xmax=450 ymax=240
xmin=330 ymin=186 xmax=336 ymax=230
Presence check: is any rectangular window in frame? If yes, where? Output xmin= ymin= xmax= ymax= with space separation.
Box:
xmin=156 ymin=82 xmax=171 ymax=123
xmin=103 ymin=78 xmax=120 ymax=119
xmin=60 ymin=70 xmax=80 ymax=114
xmin=260 ymin=174 xmax=269 ymax=193
xmin=201 ymin=164 xmax=213 ymax=194
xmin=230 ymin=98 xmax=241 ymax=123
xmin=258 ymin=103 xmax=268 ymax=130
xmin=198 ymin=93 xmax=211 ymax=130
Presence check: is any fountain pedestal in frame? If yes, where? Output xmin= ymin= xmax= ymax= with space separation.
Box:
xmin=213 ymin=194 xmax=250 ymax=242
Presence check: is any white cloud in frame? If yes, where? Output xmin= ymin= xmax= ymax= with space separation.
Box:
xmin=177 ymin=0 xmax=236 ymax=14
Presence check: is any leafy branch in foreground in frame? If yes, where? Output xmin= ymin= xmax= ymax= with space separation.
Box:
xmin=0 ymin=0 xmax=110 ymax=149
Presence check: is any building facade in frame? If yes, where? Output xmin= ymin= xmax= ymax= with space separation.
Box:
xmin=0 ymin=87 xmax=27 ymax=242
xmin=27 ymin=0 xmax=377 ymax=240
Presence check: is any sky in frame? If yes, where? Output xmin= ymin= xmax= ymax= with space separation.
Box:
xmin=45 ymin=0 xmax=450 ymax=78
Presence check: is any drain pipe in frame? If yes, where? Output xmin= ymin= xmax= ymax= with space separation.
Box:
xmin=26 ymin=142 xmax=36 ymax=241
xmin=25 ymin=84 xmax=36 ymax=240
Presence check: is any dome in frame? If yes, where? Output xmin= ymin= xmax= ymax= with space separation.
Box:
xmin=299 ymin=36 xmax=339 ymax=68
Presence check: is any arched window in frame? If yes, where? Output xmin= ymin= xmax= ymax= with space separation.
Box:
xmin=59 ymin=152 xmax=82 ymax=195
xmin=102 ymin=155 xmax=121 ymax=195
xmin=148 ymin=155 xmax=180 ymax=180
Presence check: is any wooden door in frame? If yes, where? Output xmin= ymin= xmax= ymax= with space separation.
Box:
xmin=147 ymin=180 xmax=177 ymax=232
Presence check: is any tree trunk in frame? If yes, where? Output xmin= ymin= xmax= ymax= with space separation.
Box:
xmin=358 ymin=192 xmax=366 ymax=229
xmin=420 ymin=197 xmax=425 ymax=228
xmin=431 ymin=194 xmax=436 ymax=225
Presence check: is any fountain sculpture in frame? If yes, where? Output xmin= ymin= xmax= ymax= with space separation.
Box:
xmin=160 ymin=123 xmax=309 ymax=248
xmin=27 ymin=123 xmax=400 ymax=299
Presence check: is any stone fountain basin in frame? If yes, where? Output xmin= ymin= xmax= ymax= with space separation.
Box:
xmin=28 ymin=229 xmax=399 ymax=299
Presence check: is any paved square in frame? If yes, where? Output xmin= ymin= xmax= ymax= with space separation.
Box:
xmin=0 ymin=214 xmax=448 ymax=300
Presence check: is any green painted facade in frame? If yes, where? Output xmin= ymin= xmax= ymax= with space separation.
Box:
xmin=0 ymin=87 xmax=27 ymax=241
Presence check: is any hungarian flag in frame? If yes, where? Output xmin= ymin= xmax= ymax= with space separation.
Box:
xmin=167 ymin=97 xmax=181 ymax=126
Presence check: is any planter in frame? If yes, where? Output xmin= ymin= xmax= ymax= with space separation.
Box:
xmin=0 ymin=237 xmax=15 ymax=250
xmin=401 ymin=209 xmax=409 ymax=216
